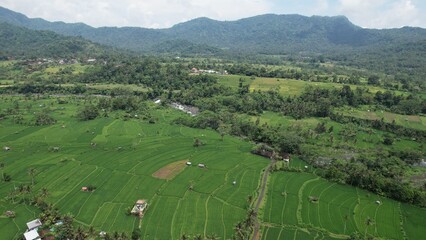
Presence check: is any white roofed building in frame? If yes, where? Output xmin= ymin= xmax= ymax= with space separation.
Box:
xmin=24 ymin=229 xmax=40 ymax=240
xmin=26 ymin=219 xmax=42 ymax=231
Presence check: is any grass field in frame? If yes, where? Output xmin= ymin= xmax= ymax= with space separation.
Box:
xmin=246 ymin=111 xmax=424 ymax=154
xmin=217 ymin=75 xmax=406 ymax=96
xmin=337 ymin=107 xmax=426 ymax=131
xmin=0 ymin=97 xmax=268 ymax=239
xmin=260 ymin=172 xmax=426 ymax=239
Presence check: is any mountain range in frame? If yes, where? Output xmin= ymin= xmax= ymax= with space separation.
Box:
xmin=1 ymin=6 xmax=426 ymax=55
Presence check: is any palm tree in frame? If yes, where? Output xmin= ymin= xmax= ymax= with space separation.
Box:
xmin=344 ymin=214 xmax=349 ymax=234
xmin=120 ymin=232 xmax=128 ymax=240
xmin=63 ymin=213 xmax=74 ymax=226
xmin=41 ymin=187 xmax=49 ymax=198
xmin=246 ymin=195 xmax=253 ymax=205
xmin=88 ymin=226 xmax=96 ymax=237
xmin=234 ymin=222 xmax=244 ymax=239
xmin=74 ymin=226 xmax=87 ymax=240
xmin=364 ymin=217 xmax=374 ymax=238
xmin=193 ymin=234 xmax=203 ymax=240
xmin=0 ymin=162 xmax=5 ymax=181
xmin=112 ymin=231 xmax=120 ymax=240
xmin=28 ymin=168 xmax=37 ymax=186
xmin=206 ymin=233 xmax=218 ymax=240
xmin=181 ymin=233 xmax=189 ymax=240
xmin=246 ymin=209 xmax=257 ymax=226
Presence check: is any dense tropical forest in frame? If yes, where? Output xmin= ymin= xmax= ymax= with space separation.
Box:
xmin=0 ymin=5 xmax=425 ymax=240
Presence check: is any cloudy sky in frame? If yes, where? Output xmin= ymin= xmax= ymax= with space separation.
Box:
xmin=1 ymin=0 xmax=425 ymax=29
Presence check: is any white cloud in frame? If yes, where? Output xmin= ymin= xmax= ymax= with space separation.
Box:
xmin=337 ymin=0 xmax=423 ymax=28
xmin=0 ymin=0 xmax=272 ymax=28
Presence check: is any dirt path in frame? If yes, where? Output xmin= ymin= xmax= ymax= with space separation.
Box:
xmin=252 ymin=159 xmax=275 ymax=240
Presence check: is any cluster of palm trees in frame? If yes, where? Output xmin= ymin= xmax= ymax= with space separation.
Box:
xmin=234 ymin=208 xmax=257 ymax=240
xmin=38 ymin=204 xmax=132 ymax=240
xmin=180 ymin=233 xmax=219 ymax=240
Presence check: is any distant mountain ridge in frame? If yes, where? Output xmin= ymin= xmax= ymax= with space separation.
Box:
xmin=0 ymin=6 xmax=426 ymax=55
xmin=0 ymin=22 xmax=107 ymax=58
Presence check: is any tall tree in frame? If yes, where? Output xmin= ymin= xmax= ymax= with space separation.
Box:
xmin=28 ymin=168 xmax=37 ymax=186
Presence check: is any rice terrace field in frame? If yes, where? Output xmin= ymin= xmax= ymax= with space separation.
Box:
xmin=0 ymin=97 xmax=425 ymax=240
xmin=0 ymin=97 xmax=268 ymax=239
xmin=260 ymin=172 xmax=426 ymax=239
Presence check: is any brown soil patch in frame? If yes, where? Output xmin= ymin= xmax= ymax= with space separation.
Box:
xmin=152 ymin=160 xmax=188 ymax=180
xmin=406 ymin=115 xmax=421 ymax=123
xmin=365 ymin=111 xmax=379 ymax=120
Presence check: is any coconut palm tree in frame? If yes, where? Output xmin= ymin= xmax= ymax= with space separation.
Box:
xmin=120 ymin=232 xmax=128 ymax=240
xmin=0 ymin=162 xmax=5 ymax=181
xmin=344 ymin=214 xmax=349 ymax=234
xmin=193 ymin=234 xmax=203 ymax=240
xmin=74 ymin=226 xmax=87 ymax=240
xmin=206 ymin=233 xmax=218 ymax=240
xmin=234 ymin=222 xmax=244 ymax=239
xmin=88 ymin=226 xmax=96 ymax=237
xmin=364 ymin=216 xmax=374 ymax=238
xmin=28 ymin=168 xmax=37 ymax=186
xmin=41 ymin=187 xmax=49 ymax=198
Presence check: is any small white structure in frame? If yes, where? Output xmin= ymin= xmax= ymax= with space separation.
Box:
xmin=99 ymin=231 xmax=107 ymax=238
xmin=232 ymin=181 xmax=237 ymax=185
xmin=3 ymin=146 xmax=11 ymax=151
xmin=131 ymin=200 xmax=148 ymax=217
xmin=186 ymin=162 xmax=192 ymax=166
xmin=26 ymin=219 xmax=42 ymax=231
xmin=198 ymin=164 xmax=206 ymax=168
xmin=375 ymin=200 xmax=381 ymax=205
xmin=304 ymin=166 xmax=308 ymax=169
xmin=154 ymin=99 xmax=161 ymax=104
xmin=24 ymin=229 xmax=40 ymax=240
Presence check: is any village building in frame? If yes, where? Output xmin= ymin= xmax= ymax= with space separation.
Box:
xmin=186 ymin=162 xmax=192 ymax=166
xmin=3 ymin=146 xmax=11 ymax=151
xmin=24 ymin=219 xmax=42 ymax=240
xmin=26 ymin=219 xmax=42 ymax=231
xmin=81 ymin=187 xmax=88 ymax=191
xmin=24 ymin=229 xmax=40 ymax=240
xmin=282 ymin=153 xmax=291 ymax=162
xmin=131 ymin=200 xmax=148 ymax=217
xmin=198 ymin=163 xmax=206 ymax=168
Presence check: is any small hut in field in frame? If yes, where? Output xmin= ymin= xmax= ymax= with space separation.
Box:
xmin=131 ymin=200 xmax=148 ymax=217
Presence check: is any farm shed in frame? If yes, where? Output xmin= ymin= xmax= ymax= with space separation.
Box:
xmin=281 ymin=152 xmax=290 ymax=162
xmin=198 ymin=163 xmax=206 ymax=168
xmin=186 ymin=162 xmax=192 ymax=166
xmin=24 ymin=229 xmax=40 ymax=240
xmin=3 ymin=146 xmax=11 ymax=151
xmin=26 ymin=219 xmax=42 ymax=231
xmin=131 ymin=199 xmax=148 ymax=216
xmin=81 ymin=187 xmax=88 ymax=191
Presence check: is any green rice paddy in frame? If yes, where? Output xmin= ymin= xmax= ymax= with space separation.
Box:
xmin=260 ymin=172 xmax=426 ymax=239
xmin=0 ymin=97 xmax=425 ymax=239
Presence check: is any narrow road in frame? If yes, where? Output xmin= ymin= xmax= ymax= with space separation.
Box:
xmin=252 ymin=159 xmax=276 ymax=240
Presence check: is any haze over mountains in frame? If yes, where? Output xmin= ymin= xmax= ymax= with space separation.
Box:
xmin=1 ymin=6 xmax=426 ymax=55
